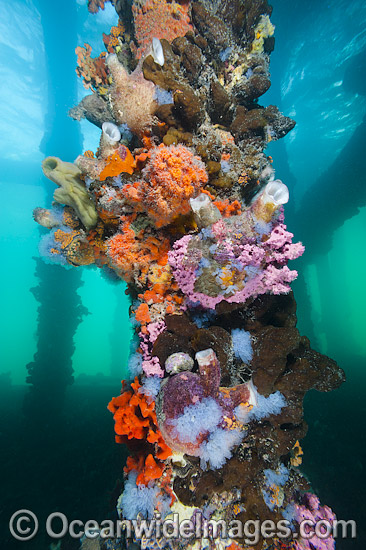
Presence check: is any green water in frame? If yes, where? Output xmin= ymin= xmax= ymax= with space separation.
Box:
xmin=296 ymin=206 xmax=366 ymax=360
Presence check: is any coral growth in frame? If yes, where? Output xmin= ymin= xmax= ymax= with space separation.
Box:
xmin=102 ymin=21 xmax=125 ymax=54
xmin=169 ymin=207 xmax=304 ymax=309
xmin=156 ymin=347 xmax=256 ymax=464
xmin=132 ymin=0 xmax=192 ymax=59
xmin=33 ymin=1 xmax=345 ymax=549
xmin=106 ymin=218 xmax=170 ymax=285
xmin=292 ymin=493 xmax=337 ymax=549
xmin=75 ymin=44 xmax=108 ymax=93
xmin=123 ymin=144 xmax=208 ymax=227
xmin=87 ymin=0 xmax=110 ymax=14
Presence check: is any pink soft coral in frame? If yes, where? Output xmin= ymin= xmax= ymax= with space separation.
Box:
xmin=293 ymin=493 xmax=336 ymax=550
xmin=169 ymin=215 xmax=304 ymax=309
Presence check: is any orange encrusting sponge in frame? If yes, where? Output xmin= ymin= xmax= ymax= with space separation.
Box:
xmin=108 ymin=377 xmax=172 ymax=485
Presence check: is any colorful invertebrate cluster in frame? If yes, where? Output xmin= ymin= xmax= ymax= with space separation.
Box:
xmin=169 ymin=207 xmax=305 ymax=309
xmin=132 ymin=0 xmax=193 ymax=59
xmin=123 ymin=144 xmax=208 ymax=227
xmin=103 ymin=21 xmax=125 ymax=54
xmin=35 ymin=2 xmax=345 ymax=549
xmin=75 ymin=43 xmax=108 ymax=93
xmin=87 ymin=0 xmax=110 ymax=14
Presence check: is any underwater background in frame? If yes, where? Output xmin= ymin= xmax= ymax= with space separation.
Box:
xmin=0 ymin=0 xmax=365 ymax=548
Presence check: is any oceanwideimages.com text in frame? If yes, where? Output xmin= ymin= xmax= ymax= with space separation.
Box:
xmin=9 ymin=510 xmax=357 ymax=545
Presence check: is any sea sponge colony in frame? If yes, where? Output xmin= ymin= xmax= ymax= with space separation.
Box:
xmin=34 ymin=2 xmax=345 ymax=550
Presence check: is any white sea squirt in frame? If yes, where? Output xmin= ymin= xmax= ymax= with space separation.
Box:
xmin=152 ymin=37 xmax=164 ymax=66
